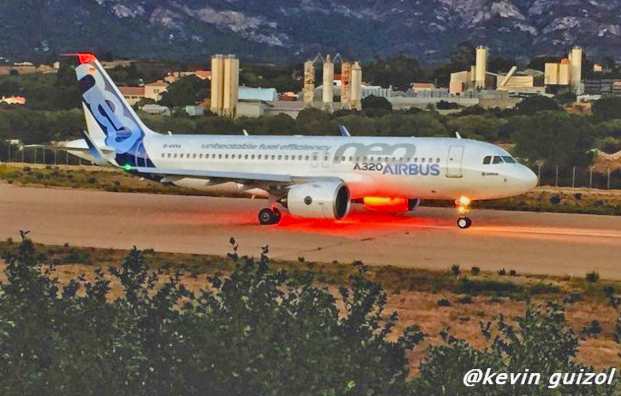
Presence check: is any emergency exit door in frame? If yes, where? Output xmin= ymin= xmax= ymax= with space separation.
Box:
xmin=446 ymin=145 xmax=464 ymax=178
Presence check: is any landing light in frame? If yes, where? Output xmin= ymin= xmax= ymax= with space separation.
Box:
xmin=459 ymin=196 xmax=471 ymax=206
xmin=123 ymin=164 xmax=132 ymax=172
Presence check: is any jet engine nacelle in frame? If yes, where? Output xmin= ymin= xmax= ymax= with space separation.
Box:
xmin=287 ymin=180 xmax=351 ymax=220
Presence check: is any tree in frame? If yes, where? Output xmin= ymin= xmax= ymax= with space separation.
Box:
xmin=159 ymin=76 xmax=209 ymax=108
xmin=515 ymin=96 xmax=560 ymax=115
xmin=364 ymin=55 xmax=425 ymax=91
xmin=362 ymin=95 xmax=392 ymax=117
xmin=295 ymin=108 xmax=332 ymax=135
xmin=511 ymin=111 xmax=594 ymax=166
xmin=449 ymin=42 xmax=476 ymax=72
xmin=592 ymin=96 xmax=621 ymax=122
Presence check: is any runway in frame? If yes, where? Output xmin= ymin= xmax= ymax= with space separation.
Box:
xmin=2 ymin=183 xmax=621 ymax=279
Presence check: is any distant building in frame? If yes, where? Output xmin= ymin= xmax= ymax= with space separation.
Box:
xmin=410 ymin=83 xmax=435 ymax=93
xmin=164 ymin=70 xmax=212 ymax=84
xmin=144 ymin=81 xmax=168 ymax=102
xmin=118 ymin=86 xmax=145 ymax=105
xmin=583 ymin=79 xmax=621 ymax=95
xmin=140 ymin=104 xmax=171 ymax=116
xmin=184 ymin=105 xmax=204 ymax=117
xmin=239 ymin=87 xmax=278 ymax=102
xmin=0 ymin=96 xmax=26 ymax=105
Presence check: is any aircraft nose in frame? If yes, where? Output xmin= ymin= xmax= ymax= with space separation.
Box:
xmin=515 ymin=165 xmax=538 ymax=192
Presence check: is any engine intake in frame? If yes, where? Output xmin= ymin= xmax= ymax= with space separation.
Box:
xmin=287 ymin=180 xmax=351 ymax=220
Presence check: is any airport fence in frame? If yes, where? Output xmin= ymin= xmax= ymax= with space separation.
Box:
xmin=529 ymin=164 xmax=621 ymax=190
xmin=0 ymin=142 xmax=620 ymax=190
xmin=0 ymin=144 xmax=94 ymax=167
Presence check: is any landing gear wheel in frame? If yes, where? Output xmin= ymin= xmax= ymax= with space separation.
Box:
xmin=259 ymin=208 xmax=275 ymax=225
xmin=258 ymin=208 xmax=282 ymax=225
xmin=457 ymin=217 xmax=472 ymax=229
xmin=271 ymin=207 xmax=282 ymax=224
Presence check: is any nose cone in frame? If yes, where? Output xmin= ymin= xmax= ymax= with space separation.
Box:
xmin=515 ymin=165 xmax=538 ymax=192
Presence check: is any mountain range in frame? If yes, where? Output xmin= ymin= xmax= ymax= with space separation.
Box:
xmin=2 ymin=0 xmax=621 ymax=63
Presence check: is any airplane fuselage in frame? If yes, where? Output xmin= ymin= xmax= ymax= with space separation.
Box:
xmin=132 ymin=134 xmax=537 ymax=201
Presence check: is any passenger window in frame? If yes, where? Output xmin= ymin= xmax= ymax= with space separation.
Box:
xmin=483 ymin=156 xmax=491 ymax=165
xmin=414 ymin=158 xmax=418 ymax=163
xmin=167 ymin=153 xmax=171 ymax=158
xmin=436 ymin=158 xmax=440 ymax=163
xmin=193 ymin=153 xmax=197 ymax=159
xmin=284 ymin=155 xmax=289 ymax=160
xmin=174 ymin=153 xmax=177 ymax=158
xmin=299 ymin=155 xmax=303 ymax=160
xmin=251 ymin=155 xmax=255 ymax=160
xmin=503 ymin=156 xmax=516 ymax=164
xmin=421 ymin=158 xmax=426 ymax=163
xmin=218 ymin=154 xmax=222 ymax=159
xmin=305 ymin=156 xmax=309 ymax=161
xmin=493 ymin=156 xmax=503 ymax=164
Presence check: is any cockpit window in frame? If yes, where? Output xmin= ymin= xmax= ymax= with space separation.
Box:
xmin=492 ymin=156 xmax=504 ymax=164
xmin=502 ymin=156 xmax=516 ymax=164
xmin=483 ymin=156 xmax=492 ymax=165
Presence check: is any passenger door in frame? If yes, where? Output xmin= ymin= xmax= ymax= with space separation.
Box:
xmin=446 ymin=145 xmax=464 ymax=178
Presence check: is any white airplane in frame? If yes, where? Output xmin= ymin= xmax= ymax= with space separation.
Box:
xmin=62 ymin=53 xmax=538 ymax=229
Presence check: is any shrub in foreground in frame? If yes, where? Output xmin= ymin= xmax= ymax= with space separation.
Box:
xmin=0 ymin=236 xmax=423 ymax=395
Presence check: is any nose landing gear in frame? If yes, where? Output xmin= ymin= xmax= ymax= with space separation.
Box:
xmin=457 ymin=217 xmax=472 ymax=229
xmin=456 ymin=196 xmax=472 ymax=229
xmin=258 ymin=207 xmax=282 ymax=225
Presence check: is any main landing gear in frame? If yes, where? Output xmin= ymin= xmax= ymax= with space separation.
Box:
xmin=258 ymin=207 xmax=282 ymax=225
xmin=456 ymin=196 xmax=473 ymax=229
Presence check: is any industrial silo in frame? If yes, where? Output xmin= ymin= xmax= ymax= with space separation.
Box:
xmin=304 ymin=61 xmax=315 ymax=106
xmin=223 ymin=55 xmax=239 ymax=118
xmin=475 ymin=46 xmax=487 ymax=89
xmin=322 ymin=55 xmax=334 ymax=110
xmin=350 ymin=61 xmax=362 ymax=111
xmin=341 ymin=62 xmax=352 ymax=109
xmin=210 ymin=55 xmax=224 ymax=115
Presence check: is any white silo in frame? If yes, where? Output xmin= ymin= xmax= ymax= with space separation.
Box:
xmin=475 ymin=46 xmax=487 ymax=89
xmin=341 ymin=62 xmax=352 ymax=109
xmin=303 ymin=61 xmax=315 ymax=106
xmin=210 ymin=55 xmax=224 ymax=115
xmin=350 ymin=61 xmax=362 ymax=111
xmin=322 ymin=55 xmax=335 ymax=110
xmin=223 ymin=55 xmax=239 ymax=118
xmin=569 ymin=47 xmax=583 ymax=94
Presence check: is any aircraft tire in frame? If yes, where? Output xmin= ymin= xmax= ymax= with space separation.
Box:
xmin=259 ymin=208 xmax=275 ymax=225
xmin=457 ymin=217 xmax=472 ymax=229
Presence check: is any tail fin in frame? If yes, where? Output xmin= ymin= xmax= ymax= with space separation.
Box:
xmin=74 ymin=53 xmax=158 ymax=166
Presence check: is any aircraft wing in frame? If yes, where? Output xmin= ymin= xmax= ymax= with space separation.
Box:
xmin=130 ymin=166 xmax=298 ymax=184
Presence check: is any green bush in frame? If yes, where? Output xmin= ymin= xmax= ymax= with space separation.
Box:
xmin=470 ymin=266 xmax=480 ymax=276
xmin=586 ymin=271 xmax=600 ymax=283
xmin=412 ymin=304 xmax=617 ymax=395
xmin=0 ymin=236 xmax=424 ymax=395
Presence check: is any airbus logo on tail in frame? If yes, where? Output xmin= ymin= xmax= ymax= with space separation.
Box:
xmin=77 ymin=63 xmax=142 ymax=154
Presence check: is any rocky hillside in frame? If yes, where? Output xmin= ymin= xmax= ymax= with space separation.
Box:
xmin=2 ymin=0 xmax=621 ymax=62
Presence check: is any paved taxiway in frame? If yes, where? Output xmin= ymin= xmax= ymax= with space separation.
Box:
xmin=2 ymin=183 xmax=621 ymax=279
